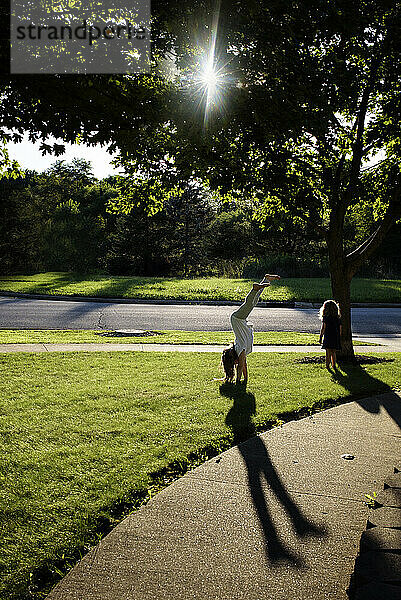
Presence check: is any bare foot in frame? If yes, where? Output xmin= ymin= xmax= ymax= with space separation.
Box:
xmin=253 ymin=282 xmax=270 ymax=291
xmin=264 ymin=273 xmax=281 ymax=281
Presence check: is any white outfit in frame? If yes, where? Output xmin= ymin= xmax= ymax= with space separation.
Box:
xmin=230 ymin=287 xmax=264 ymax=357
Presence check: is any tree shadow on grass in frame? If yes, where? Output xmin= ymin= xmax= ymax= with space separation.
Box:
xmin=332 ymin=360 xmax=401 ymax=430
xmin=2 ymin=272 xmax=76 ymax=294
xmin=220 ymin=383 xmax=327 ymax=567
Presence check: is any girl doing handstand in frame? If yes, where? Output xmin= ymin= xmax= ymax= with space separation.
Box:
xmin=221 ymin=274 xmax=280 ymax=385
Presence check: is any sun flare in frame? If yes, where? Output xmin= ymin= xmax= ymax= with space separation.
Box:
xmin=185 ymin=1 xmax=232 ymax=125
xmin=201 ymin=59 xmax=220 ymax=105
xmin=201 ymin=61 xmax=218 ymax=93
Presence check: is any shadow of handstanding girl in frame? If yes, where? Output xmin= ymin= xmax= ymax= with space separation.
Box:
xmin=221 ymin=383 xmax=327 ymax=567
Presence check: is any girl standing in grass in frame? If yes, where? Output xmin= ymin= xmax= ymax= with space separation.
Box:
xmin=221 ymin=274 xmax=281 ymax=385
xmin=319 ymin=300 xmax=342 ymax=369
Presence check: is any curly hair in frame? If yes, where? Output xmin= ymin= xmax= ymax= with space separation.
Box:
xmin=221 ymin=344 xmax=238 ymax=383
xmin=319 ymin=299 xmax=341 ymax=320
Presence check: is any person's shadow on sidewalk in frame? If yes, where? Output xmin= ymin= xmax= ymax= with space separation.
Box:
xmin=220 ymin=383 xmax=327 ymax=567
xmin=331 ymin=360 xmax=401 ymax=430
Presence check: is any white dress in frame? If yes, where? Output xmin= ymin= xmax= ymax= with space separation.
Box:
xmin=230 ymin=287 xmax=264 ymax=357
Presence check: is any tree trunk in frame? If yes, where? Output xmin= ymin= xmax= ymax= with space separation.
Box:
xmin=329 ymin=255 xmax=355 ymax=362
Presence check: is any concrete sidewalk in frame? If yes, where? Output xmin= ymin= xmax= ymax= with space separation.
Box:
xmin=46 ymin=392 xmax=401 ymax=600
xmin=1 ymin=342 xmax=401 ymax=353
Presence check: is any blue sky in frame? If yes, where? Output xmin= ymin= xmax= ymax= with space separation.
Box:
xmin=7 ymin=133 xmax=124 ymax=179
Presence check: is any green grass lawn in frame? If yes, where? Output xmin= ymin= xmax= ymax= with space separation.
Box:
xmin=0 ymin=329 xmax=374 ymax=346
xmin=1 ymin=272 xmax=401 ymax=303
xmin=1 ymin=350 xmax=400 ymax=599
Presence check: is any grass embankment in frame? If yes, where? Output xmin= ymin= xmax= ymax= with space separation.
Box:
xmin=1 ymin=272 xmax=401 ymax=303
xmin=1 ymin=350 xmax=400 ymax=599
xmin=0 ymin=329 xmax=374 ymax=346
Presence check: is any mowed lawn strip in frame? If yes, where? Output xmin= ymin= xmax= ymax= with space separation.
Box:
xmin=1 ymin=272 xmax=401 ymax=303
xmin=1 ymin=350 xmax=400 ymax=599
xmin=0 ymin=330 xmax=375 ymax=346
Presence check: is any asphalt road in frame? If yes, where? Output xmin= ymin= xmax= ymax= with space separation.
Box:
xmin=1 ymin=296 xmax=401 ymax=334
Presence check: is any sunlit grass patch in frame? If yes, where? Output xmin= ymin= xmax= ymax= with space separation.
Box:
xmin=0 ymin=329 xmax=321 ymax=345
xmin=0 ymin=272 xmax=401 ymax=302
xmin=0 ymin=350 xmax=399 ymax=599
xmin=0 ymin=329 xmax=375 ymax=346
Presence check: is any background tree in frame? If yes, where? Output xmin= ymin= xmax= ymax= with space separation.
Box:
xmin=0 ymin=161 xmax=110 ymax=273
xmin=0 ymin=171 xmax=44 ymax=273
xmin=153 ymin=0 xmax=401 ymax=359
xmin=165 ymin=182 xmax=216 ymax=275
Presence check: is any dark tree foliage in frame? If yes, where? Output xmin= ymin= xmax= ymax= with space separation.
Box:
xmin=0 ymin=160 xmax=398 ymax=279
xmin=0 ymin=161 xmax=109 ymax=273
xmin=0 ymin=163 xmax=219 ymax=276
xmin=165 ymin=183 xmax=216 ymax=275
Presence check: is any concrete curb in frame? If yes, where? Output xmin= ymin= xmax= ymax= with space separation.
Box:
xmin=1 ymin=290 xmax=401 ymax=309
xmin=0 ymin=290 xmax=294 ymax=308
